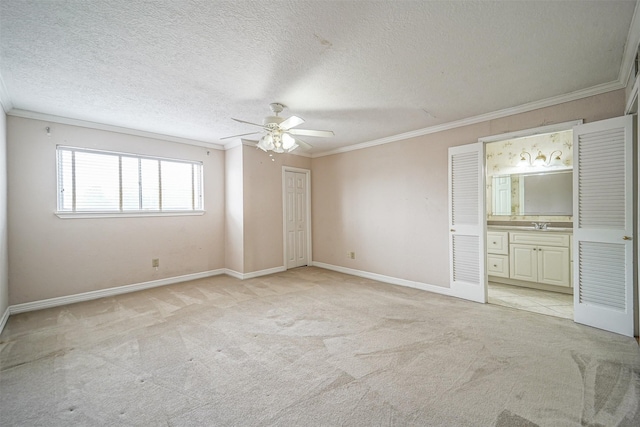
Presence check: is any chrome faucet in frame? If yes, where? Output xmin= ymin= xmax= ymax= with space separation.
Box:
xmin=532 ymin=222 xmax=550 ymax=230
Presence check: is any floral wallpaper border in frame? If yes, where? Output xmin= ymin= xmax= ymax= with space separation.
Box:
xmin=486 ymin=130 xmax=573 ymax=222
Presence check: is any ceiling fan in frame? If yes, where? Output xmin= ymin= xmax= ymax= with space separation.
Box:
xmin=221 ymin=103 xmax=334 ymax=153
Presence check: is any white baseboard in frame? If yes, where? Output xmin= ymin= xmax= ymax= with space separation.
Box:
xmin=0 ymin=305 xmax=9 ymax=335
xmin=312 ymin=262 xmax=454 ymax=297
xmin=242 ymin=266 xmax=286 ymax=279
xmin=224 ymin=266 xmax=286 ymax=280
xmin=224 ymin=269 xmax=244 ymax=280
xmin=9 ymin=269 xmax=226 ymax=315
xmin=4 ymin=265 xmax=290 ymax=320
xmin=1 ymin=263 xmax=450 ymax=330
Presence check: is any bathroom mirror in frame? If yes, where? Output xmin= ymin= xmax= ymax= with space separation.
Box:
xmin=491 ymin=170 xmax=573 ymax=216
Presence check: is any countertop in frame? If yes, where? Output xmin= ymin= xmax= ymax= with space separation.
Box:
xmin=488 ymin=225 xmax=573 ymax=233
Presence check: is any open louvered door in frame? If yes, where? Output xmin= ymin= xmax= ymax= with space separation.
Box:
xmin=448 ymin=143 xmax=486 ymax=303
xmin=573 ymin=115 xmax=635 ymax=337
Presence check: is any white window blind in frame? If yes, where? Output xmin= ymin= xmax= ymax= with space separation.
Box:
xmin=57 ymin=146 xmax=204 ymax=213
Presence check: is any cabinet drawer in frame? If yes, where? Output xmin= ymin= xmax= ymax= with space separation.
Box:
xmin=487 ymin=231 xmax=509 ymax=255
xmin=487 ymin=254 xmax=509 ymax=278
xmin=509 ymin=232 xmax=570 ymax=247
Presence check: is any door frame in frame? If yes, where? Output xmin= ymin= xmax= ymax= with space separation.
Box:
xmin=477 ymin=120 xmax=583 ymax=305
xmin=626 ymin=85 xmax=640 ymax=338
xmin=282 ymin=166 xmax=312 ymax=269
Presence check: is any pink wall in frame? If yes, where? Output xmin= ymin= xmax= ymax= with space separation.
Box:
xmin=7 ymin=117 xmax=226 ymax=304
xmin=242 ymin=145 xmax=311 ymax=273
xmin=225 ymin=145 xmax=244 ymax=273
xmin=310 ymin=90 xmax=625 ymax=288
xmin=224 ymin=142 xmax=311 ymax=276
xmin=3 ymin=89 xmax=625 ymax=305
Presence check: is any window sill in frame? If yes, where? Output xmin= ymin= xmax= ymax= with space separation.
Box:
xmin=55 ymin=210 xmax=205 ymax=219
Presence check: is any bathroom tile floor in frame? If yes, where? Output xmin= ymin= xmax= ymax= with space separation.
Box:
xmin=488 ymin=282 xmax=573 ymax=319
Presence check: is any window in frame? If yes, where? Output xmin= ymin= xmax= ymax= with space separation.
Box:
xmin=57 ymin=146 xmax=203 ymax=215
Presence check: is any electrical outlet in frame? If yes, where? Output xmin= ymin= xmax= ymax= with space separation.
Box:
xmin=347 ymin=251 xmax=356 ymax=259
xmin=152 ymin=258 xmax=159 ymax=268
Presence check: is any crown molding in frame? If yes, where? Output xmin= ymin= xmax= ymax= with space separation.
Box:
xmin=3 ymin=73 xmax=626 ymax=159
xmin=6 ymin=109 xmax=312 ymax=156
xmin=619 ymin=0 xmax=640 ymax=91
xmin=223 ymin=139 xmax=244 ymax=150
xmin=312 ymin=80 xmax=624 ymax=158
xmin=7 ymin=109 xmax=225 ymax=150
xmin=0 ymin=72 xmax=13 ymax=113
xmin=314 ymin=9 xmax=639 ymax=159
xmin=477 ymin=119 xmax=583 ymax=144
xmin=224 ymin=138 xmax=269 ymax=150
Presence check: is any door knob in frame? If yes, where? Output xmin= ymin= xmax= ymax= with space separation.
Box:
xmin=623 ymin=236 xmax=633 ymax=240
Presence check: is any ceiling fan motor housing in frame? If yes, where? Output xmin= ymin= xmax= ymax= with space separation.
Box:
xmin=264 ymin=102 xmax=286 ymax=128
xmin=263 ymin=116 xmax=284 ymax=127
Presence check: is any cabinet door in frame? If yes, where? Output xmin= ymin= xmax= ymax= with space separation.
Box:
xmin=537 ymin=246 xmax=570 ymax=287
xmin=509 ymin=244 xmax=537 ymax=282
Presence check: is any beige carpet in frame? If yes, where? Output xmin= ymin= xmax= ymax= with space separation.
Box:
xmin=1 ymin=267 xmax=639 ymax=426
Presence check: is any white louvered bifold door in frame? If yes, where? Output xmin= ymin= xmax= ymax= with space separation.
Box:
xmin=573 ymin=115 xmax=634 ymax=337
xmin=448 ymin=143 xmax=486 ymax=303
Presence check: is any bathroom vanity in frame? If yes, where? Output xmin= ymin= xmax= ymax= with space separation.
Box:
xmin=487 ymin=226 xmax=572 ymax=293
xmin=485 ymin=131 xmax=574 ymax=294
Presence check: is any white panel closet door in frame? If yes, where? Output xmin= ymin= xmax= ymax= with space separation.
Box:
xmin=285 ymin=171 xmax=308 ymax=268
xmin=573 ymin=115 xmax=634 ymax=337
xmin=448 ymin=143 xmax=486 ymax=303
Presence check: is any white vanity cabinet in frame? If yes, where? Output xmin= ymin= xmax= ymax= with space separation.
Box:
xmin=487 ymin=231 xmax=509 ymax=278
xmin=509 ymin=232 xmax=571 ymax=287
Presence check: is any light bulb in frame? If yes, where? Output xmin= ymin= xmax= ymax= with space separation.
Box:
xmin=282 ymin=133 xmax=295 ymax=150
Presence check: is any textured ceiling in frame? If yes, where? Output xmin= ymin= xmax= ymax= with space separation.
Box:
xmin=0 ymin=1 xmax=637 ymax=154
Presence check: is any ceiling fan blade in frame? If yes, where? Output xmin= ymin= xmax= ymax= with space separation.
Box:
xmin=231 ymin=118 xmax=268 ymax=129
xmin=220 ymin=131 xmax=261 ymax=140
xmin=292 ymin=136 xmax=313 ymax=151
xmin=279 ymin=115 xmax=304 ymax=130
xmin=288 ymin=128 xmax=334 ymax=138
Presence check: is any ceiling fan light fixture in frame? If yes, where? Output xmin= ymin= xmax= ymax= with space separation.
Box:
xmin=226 ymin=103 xmax=333 ymax=154
xmin=282 ymin=133 xmax=296 ymax=150
xmin=257 ymin=134 xmax=274 ymax=151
